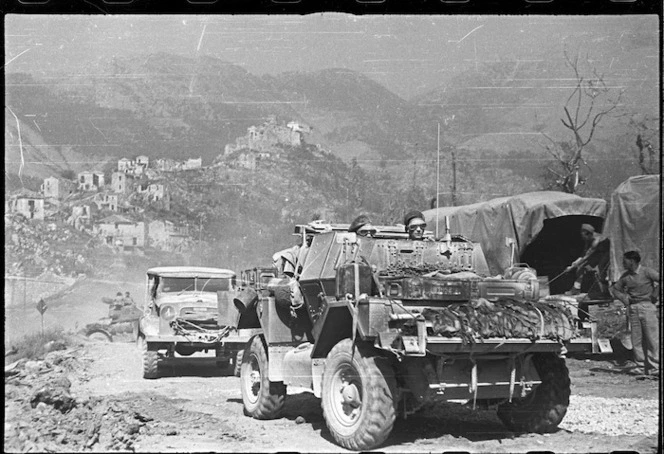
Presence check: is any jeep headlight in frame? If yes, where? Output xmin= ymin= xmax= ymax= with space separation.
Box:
xmin=160 ymin=305 xmax=176 ymax=321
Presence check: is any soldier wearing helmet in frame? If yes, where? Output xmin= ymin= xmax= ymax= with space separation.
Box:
xmin=403 ymin=210 xmax=427 ymax=241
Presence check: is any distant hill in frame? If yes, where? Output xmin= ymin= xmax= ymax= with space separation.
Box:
xmin=5 ymin=44 xmax=659 ymax=213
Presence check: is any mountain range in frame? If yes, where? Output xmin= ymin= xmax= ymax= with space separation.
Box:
xmin=5 ymin=31 xmax=659 ymax=229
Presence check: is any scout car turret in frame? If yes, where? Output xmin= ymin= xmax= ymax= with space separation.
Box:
xmin=232 ymin=221 xmax=591 ymax=450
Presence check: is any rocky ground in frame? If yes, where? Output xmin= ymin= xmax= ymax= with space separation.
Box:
xmin=4 ymin=338 xmax=660 ymax=453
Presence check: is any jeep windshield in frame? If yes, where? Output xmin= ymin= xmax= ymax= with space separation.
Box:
xmin=160 ymin=277 xmax=231 ymax=293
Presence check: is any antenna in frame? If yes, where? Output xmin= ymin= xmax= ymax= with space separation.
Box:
xmin=436 ymin=122 xmax=440 ymax=238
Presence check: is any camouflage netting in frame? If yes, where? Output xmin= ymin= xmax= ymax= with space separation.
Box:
xmin=381 ymin=263 xmax=478 ymax=278
xmin=421 ymin=298 xmax=578 ymax=344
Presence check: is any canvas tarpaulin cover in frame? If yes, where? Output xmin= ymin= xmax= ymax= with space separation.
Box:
xmin=603 ymin=175 xmax=661 ymax=282
xmin=423 ymin=191 xmax=607 ymax=275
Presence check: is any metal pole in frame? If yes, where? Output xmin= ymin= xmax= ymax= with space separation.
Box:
xmin=23 ymin=274 xmax=27 ymax=337
xmin=451 ymin=147 xmax=457 ymax=207
xmin=436 ymin=122 xmax=440 ymax=238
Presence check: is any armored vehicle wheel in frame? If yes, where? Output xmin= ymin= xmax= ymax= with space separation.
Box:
xmin=87 ymin=330 xmax=112 ymax=343
xmin=497 ymin=352 xmax=570 ymax=433
xmin=241 ymin=336 xmax=286 ymax=419
xmin=140 ymin=336 xmax=160 ymax=379
xmin=321 ymin=339 xmax=397 ymax=451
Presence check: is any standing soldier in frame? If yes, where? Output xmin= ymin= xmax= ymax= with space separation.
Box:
xmin=565 ymin=223 xmax=610 ymax=295
xmin=610 ymin=250 xmax=660 ymax=377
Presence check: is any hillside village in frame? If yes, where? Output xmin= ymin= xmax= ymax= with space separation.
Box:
xmin=4 ymin=116 xmax=311 ymax=277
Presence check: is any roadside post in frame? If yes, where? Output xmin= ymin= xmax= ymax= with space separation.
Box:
xmin=36 ymin=298 xmax=47 ymax=336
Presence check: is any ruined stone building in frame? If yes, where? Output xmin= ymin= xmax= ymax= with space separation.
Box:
xmin=111 ymin=172 xmax=134 ymax=194
xmin=224 ymin=117 xmax=309 ymax=157
xmin=117 ymin=158 xmax=133 ymax=173
xmin=147 ymin=220 xmax=190 ymax=252
xmin=6 ymin=189 xmax=45 ymax=220
xmin=69 ymin=204 xmax=92 ymax=231
xmin=183 ymin=158 xmax=202 ymax=170
xmin=77 ymin=171 xmax=105 ymax=191
xmin=93 ymin=192 xmax=119 ymax=212
xmin=94 ymin=214 xmax=145 ymax=251
xmin=41 ymin=177 xmax=75 ymax=202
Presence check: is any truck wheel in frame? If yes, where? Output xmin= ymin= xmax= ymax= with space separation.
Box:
xmin=141 ymin=336 xmax=160 ymax=379
xmin=497 ymin=352 xmax=570 ymax=433
xmin=175 ymin=344 xmax=197 ymax=356
xmin=321 ymin=339 xmax=397 ymax=451
xmin=240 ymin=336 xmax=285 ymax=419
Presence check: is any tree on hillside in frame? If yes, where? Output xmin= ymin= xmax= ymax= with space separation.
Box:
xmin=540 ymin=49 xmax=623 ymax=194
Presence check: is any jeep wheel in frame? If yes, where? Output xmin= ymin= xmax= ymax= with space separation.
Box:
xmin=497 ymin=353 xmax=570 ymax=433
xmin=321 ymin=338 xmax=397 ymax=451
xmin=141 ymin=336 xmax=160 ymax=380
xmin=240 ymin=336 xmax=285 ymax=419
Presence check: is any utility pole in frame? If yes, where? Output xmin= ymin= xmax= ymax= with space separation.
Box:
xmin=443 ymin=115 xmax=458 ymax=207
xmin=436 ymin=122 xmax=440 ymax=238
xmin=198 ymin=214 xmax=204 ymax=266
xmin=451 ymin=146 xmax=458 ymax=207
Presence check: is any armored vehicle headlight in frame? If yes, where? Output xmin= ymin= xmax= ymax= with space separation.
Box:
xmin=160 ymin=305 xmax=176 ymax=321
xmin=388 ymin=283 xmax=402 ymax=297
xmin=408 ymin=278 xmax=423 ymax=298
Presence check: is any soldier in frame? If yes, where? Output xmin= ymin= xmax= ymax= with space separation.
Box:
xmin=564 ymin=224 xmax=610 ymax=295
xmin=610 ymin=250 xmax=660 ymax=377
xmin=403 ymin=210 xmax=427 ymax=241
xmin=123 ymin=291 xmax=135 ymax=306
xmin=349 ymin=214 xmax=376 ymax=237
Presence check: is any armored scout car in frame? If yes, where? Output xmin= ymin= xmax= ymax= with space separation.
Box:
xmin=230 ymin=222 xmax=591 ymax=450
xmin=137 ymin=266 xmax=252 ymax=379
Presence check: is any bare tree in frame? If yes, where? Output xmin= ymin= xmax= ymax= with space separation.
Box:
xmin=541 ymin=49 xmax=624 ymax=193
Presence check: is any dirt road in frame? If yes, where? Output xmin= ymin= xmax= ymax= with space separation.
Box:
xmin=4 ymin=266 xmax=660 ymax=452
xmin=8 ymin=340 xmax=649 ymax=453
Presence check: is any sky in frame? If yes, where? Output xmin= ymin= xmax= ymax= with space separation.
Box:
xmin=4 ymin=14 xmax=659 ymax=99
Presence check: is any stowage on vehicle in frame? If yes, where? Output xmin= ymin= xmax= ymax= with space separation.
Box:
xmin=231 ymin=221 xmax=591 ymax=451
xmin=137 ymin=266 xmax=251 ymax=379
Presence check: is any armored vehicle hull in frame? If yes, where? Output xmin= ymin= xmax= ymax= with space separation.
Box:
xmin=234 ymin=222 xmax=591 ymax=450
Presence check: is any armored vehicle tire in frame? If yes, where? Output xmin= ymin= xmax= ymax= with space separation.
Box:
xmin=321 ymin=339 xmax=397 ymax=451
xmin=241 ymin=336 xmax=286 ymax=419
xmin=496 ymin=352 xmax=570 ymax=433
xmin=87 ymin=330 xmax=113 ymax=343
xmin=140 ymin=336 xmax=160 ymax=379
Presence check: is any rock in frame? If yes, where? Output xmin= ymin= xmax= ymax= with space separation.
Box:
xmin=24 ymin=360 xmax=43 ymax=374
xmin=36 ymin=402 xmax=49 ymax=412
xmin=166 ymin=429 xmax=178 ymax=436
xmin=295 ymin=416 xmax=306 ymax=424
xmin=53 ymin=376 xmax=72 ymax=390
xmin=30 ymin=385 xmax=77 ymax=413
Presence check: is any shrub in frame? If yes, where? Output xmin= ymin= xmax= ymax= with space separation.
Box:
xmin=6 ymin=327 xmax=72 ymax=362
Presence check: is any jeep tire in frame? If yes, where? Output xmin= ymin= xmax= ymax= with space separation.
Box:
xmin=497 ymin=352 xmax=570 ymax=433
xmin=321 ymin=338 xmax=397 ymax=451
xmin=240 ymin=336 xmax=286 ymax=419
